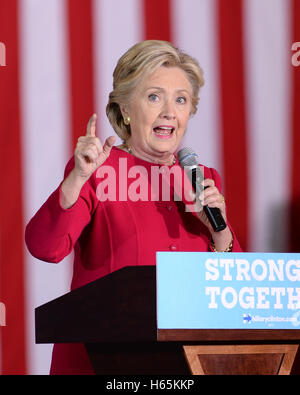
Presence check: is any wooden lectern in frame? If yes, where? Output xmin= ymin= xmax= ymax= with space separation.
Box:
xmin=35 ymin=266 xmax=300 ymax=375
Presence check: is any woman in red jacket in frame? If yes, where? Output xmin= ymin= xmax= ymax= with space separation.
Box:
xmin=25 ymin=40 xmax=242 ymax=374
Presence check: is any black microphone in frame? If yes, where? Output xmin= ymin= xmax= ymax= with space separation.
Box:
xmin=177 ymin=147 xmax=227 ymax=232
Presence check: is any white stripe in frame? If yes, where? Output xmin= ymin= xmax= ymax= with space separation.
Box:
xmin=93 ymin=0 xmax=142 ymax=144
xmin=19 ymin=0 xmax=72 ymax=374
xmin=244 ymin=0 xmax=292 ymax=252
xmin=172 ymin=0 xmax=222 ymax=175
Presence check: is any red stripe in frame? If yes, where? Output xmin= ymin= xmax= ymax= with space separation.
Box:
xmin=0 ymin=0 xmax=27 ymax=374
xmin=217 ymin=0 xmax=249 ymax=251
xmin=67 ymin=0 xmax=95 ymax=149
xmin=289 ymin=0 xmax=300 ymax=252
xmin=143 ymin=0 xmax=172 ymax=41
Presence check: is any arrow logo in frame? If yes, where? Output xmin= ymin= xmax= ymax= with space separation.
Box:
xmin=243 ymin=314 xmax=252 ymax=324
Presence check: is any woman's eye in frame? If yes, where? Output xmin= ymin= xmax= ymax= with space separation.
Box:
xmin=176 ymin=96 xmax=187 ymax=104
xmin=148 ymin=94 xmax=159 ymax=102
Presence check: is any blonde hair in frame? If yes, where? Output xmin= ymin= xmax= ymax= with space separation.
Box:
xmin=106 ymin=40 xmax=204 ymax=141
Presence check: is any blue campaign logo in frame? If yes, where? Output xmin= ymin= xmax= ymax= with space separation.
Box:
xmin=292 ymin=310 xmax=300 ymax=327
xmin=156 ymin=252 xmax=300 ymax=330
xmin=243 ymin=314 xmax=252 ymax=324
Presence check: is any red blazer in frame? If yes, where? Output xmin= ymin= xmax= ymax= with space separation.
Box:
xmin=25 ymin=147 xmax=242 ymax=374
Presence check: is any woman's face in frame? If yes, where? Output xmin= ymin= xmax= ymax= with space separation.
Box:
xmin=123 ymin=66 xmax=193 ymax=164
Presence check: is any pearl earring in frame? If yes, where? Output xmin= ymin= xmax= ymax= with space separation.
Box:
xmin=124 ymin=116 xmax=130 ymax=125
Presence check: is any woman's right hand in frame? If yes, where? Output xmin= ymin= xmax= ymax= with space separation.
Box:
xmin=60 ymin=114 xmax=115 ymax=209
xmin=74 ymin=113 xmax=116 ymax=182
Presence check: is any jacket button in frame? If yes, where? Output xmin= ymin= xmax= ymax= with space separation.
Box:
xmin=169 ymin=244 xmax=178 ymax=251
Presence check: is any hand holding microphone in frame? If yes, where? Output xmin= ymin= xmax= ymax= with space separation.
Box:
xmin=177 ymin=147 xmax=227 ymax=233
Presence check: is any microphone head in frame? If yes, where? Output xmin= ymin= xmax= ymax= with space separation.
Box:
xmin=177 ymin=147 xmax=198 ymax=167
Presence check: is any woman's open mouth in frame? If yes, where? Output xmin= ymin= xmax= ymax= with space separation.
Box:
xmin=152 ymin=126 xmax=175 ymax=139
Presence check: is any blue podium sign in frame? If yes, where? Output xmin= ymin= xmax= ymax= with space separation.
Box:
xmin=156 ymin=252 xmax=300 ymax=330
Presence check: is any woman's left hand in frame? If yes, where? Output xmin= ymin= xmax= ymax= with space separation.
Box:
xmin=196 ymin=178 xmax=227 ymax=233
xmin=193 ymin=178 xmax=233 ymax=251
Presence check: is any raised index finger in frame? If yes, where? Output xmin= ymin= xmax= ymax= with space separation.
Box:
xmin=86 ymin=113 xmax=97 ymax=137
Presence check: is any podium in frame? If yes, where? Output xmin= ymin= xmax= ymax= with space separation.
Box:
xmin=35 ymin=265 xmax=300 ymax=375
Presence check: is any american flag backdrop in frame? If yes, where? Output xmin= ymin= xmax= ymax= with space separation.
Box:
xmin=0 ymin=0 xmax=299 ymax=375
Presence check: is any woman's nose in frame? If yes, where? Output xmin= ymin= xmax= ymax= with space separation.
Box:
xmin=160 ymin=99 xmax=176 ymax=120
